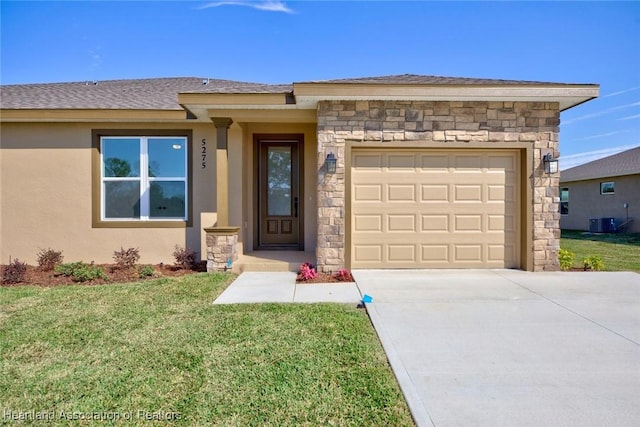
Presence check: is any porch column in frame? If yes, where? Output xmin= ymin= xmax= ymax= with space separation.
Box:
xmin=212 ymin=117 xmax=233 ymax=227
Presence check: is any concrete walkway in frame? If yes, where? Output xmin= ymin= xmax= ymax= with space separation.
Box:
xmin=213 ymin=272 xmax=362 ymax=304
xmin=354 ymin=270 xmax=640 ymax=427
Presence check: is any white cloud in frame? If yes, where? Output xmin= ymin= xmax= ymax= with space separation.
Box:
xmin=560 ymin=144 xmax=640 ymax=170
xmin=88 ymin=48 xmax=103 ymax=71
xmin=603 ymin=86 xmax=640 ymax=98
xmin=197 ymin=1 xmax=293 ymax=13
xmin=562 ymin=101 xmax=640 ymax=125
xmin=618 ymin=113 xmax=640 ymax=121
xmin=570 ymin=129 xmax=633 ymax=141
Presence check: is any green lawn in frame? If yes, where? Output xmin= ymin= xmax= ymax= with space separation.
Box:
xmin=561 ymin=230 xmax=640 ymax=272
xmin=0 ymin=274 xmax=413 ymax=426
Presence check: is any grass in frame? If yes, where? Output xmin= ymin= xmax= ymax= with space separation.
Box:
xmin=561 ymin=230 xmax=640 ymax=272
xmin=0 ymin=273 xmax=413 ymax=426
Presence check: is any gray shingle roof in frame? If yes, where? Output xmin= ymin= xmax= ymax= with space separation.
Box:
xmin=1 ymin=74 xmax=591 ymax=111
xmin=0 ymin=77 xmax=292 ymax=110
xmin=560 ymin=146 xmax=640 ymax=182
xmin=300 ymin=74 xmax=585 ymax=86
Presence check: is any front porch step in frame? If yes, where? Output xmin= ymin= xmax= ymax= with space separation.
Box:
xmin=232 ymin=251 xmax=314 ymax=273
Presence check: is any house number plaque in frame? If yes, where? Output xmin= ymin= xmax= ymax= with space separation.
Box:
xmin=201 ymin=138 xmax=207 ymax=169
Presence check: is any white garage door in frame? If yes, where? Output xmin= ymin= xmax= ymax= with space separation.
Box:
xmin=350 ymin=149 xmax=520 ymax=269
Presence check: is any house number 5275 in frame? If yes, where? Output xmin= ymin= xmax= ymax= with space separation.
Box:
xmin=201 ymin=139 xmax=207 ymax=169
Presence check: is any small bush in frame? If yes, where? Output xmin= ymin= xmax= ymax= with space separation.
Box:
xmin=297 ymin=262 xmax=318 ymax=281
xmin=2 ymin=258 xmax=28 ymax=284
xmin=558 ymin=248 xmax=575 ymax=271
xmin=138 ymin=265 xmax=155 ymax=278
xmin=55 ymin=262 xmax=107 ymax=282
xmin=36 ymin=248 xmax=64 ymax=271
xmin=582 ymin=255 xmax=604 ymax=271
xmin=173 ymin=245 xmax=197 ymax=270
xmin=113 ymin=247 xmax=140 ymax=269
xmin=333 ymin=268 xmax=354 ymax=282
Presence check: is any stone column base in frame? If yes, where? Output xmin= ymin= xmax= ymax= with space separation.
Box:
xmin=204 ymin=226 xmax=240 ymax=272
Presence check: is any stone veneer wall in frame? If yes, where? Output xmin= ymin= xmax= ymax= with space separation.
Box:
xmin=316 ymin=100 xmax=561 ymax=272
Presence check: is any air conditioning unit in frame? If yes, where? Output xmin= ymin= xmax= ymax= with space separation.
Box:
xmin=600 ymin=217 xmax=615 ymax=233
xmin=589 ymin=218 xmax=615 ymax=233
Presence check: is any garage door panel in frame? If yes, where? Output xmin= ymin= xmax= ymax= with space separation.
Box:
xmin=387 ymin=184 xmax=416 ymax=202
xmin=454 ymin=245 xmax=483 ymax=262
xmin=387 ymin=245 xmax=416 ymax=262
xmin=421 ymin=185 xmax=449 ymax=202
xmin=353 ymin=184 xmax=382 ymax=202
xmin=388 ymin=154 xmax=416 ymax=169
xmin=420 ymin=154 xmax=449 ymax=171
xmin=454 ymin=215 xmax=483 ymax=232
xmin=421 ymin=214 xmax=449 ymax=232
xmin=387 ymin=215 xmax=416 ymax=232
xmin=421 ymin=245 xmax=449 ymax=262
xmin=351 ymin=149 xmax=519 ymax=269
xmin=353 ymin=245 xmax=382 ymax=263
xmin=454 ymin=185 xmax=483 ymax=202
xmin=354 ymin=215 xmax=382 ymax=232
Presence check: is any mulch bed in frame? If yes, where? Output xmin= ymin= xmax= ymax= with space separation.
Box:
xmin=296 ymin=272 xmax=355 ymax=284
xmin=1 ymin=262 xmax=207 ymax=287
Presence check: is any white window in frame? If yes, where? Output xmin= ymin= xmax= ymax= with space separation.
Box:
xmin=101 ymin=136 xmax=188 ymax=221
xmin=600 ymin=181 xmax=615 ymax=195
xmin=560 ymin=187 xmax=569 ymax=215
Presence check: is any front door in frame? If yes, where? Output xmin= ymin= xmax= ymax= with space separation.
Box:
xmin=256 ymin=136 xmax=303 ymax=249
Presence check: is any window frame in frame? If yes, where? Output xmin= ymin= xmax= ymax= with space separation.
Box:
xmin=600 ymin=181 xmax=615 ymax=195
xmin=92 ymin=129 xmax=193 ymax=228
xmin=560 ymin=187 xmax=569 ymax=215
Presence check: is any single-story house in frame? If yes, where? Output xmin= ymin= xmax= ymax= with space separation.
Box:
xmin=0 ymin=75 xmax=599 ymax=272
xmin=560 ymin=146 xmax=639 ymax=233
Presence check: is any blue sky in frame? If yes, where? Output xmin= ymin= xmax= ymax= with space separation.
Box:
xmin=1 ymin=0 xmax=639 ymax=169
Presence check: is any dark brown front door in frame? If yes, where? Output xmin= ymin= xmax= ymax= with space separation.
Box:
xmin=256 ymin=136 xmax=303 ymax=249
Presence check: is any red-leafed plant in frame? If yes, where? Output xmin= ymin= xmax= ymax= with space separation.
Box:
xmin=333 ymin=268 xmax=353 ymax=282
xmin=297 ymin=262 xmax=318 ymax=281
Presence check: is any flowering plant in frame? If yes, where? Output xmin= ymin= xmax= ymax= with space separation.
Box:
xmin=297 ymin=262 xmax=318 ymax=281
xmin=333 ymin=268 xmax=353 ymax=282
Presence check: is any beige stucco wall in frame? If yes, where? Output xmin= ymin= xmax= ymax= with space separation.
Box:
xmin=560 ymin=174 xmax=640 ymax=233
xmin=0 ymin=122 xmax=217 ymax=264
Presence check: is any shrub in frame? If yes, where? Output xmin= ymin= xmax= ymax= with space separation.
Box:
xmin=297 ymin=262 xmax=318 ymax=281
xmin=55 ymin=262 xmax=107 ymax=282
xmin=2 ymin=258 xmax=28 ymax=284
xmin=333 ymin=268 xmax=354 ymax=282
xmin=113 ymin=247 xmax=140 ymax=269
xmin=582 ymin=255 xmax=604 ymax=271
xmin=558 ymin=248 xmax=575 ymax=271
xmin=36 ymin=248 xmax=64 ymax=271
xmin=138 ymin=265 xmax=155 ymax=278
xmin=173 ymin=245 xmax=197 ymax=270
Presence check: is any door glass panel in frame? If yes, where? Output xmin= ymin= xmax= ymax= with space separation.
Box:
xmin=267 ymin=146 xmax=292 ymax=216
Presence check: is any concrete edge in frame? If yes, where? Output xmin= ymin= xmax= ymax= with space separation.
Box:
xmin=363 ymin=301 xmax=435 ymax=427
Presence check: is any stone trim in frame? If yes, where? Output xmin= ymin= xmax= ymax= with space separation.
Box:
xmin=204 ymin=226 xmax=240 ymax=272
xmin=316 ymin=100 xmax=561 ymax=272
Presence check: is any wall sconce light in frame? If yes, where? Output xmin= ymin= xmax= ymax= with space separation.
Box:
xmin=543 ymin=153 xmax=559 ymax=174
xmin=325 ymin=152 xmax=337 ymax=174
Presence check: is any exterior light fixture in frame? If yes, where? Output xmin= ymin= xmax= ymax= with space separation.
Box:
xmin=543 ymin=153 xmax=558 ymax=174
xmin=325 ymin=152 xmax=337 ymax=173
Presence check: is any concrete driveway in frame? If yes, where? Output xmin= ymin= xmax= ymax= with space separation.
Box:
xmin=353 ymin=270 xmax=640 ymax=427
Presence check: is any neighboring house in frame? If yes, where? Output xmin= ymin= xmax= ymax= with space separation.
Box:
xmin=0 ymin=75 xmax=598 ymax=272
xmin=560 ymin=146 xmax=640 ymax=233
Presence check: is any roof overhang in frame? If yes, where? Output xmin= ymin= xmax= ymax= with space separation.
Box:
xmin=0 ymin=109 xmax=189 ymax=123
xmin=292 ymin=83 xmax=600 ymax=111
